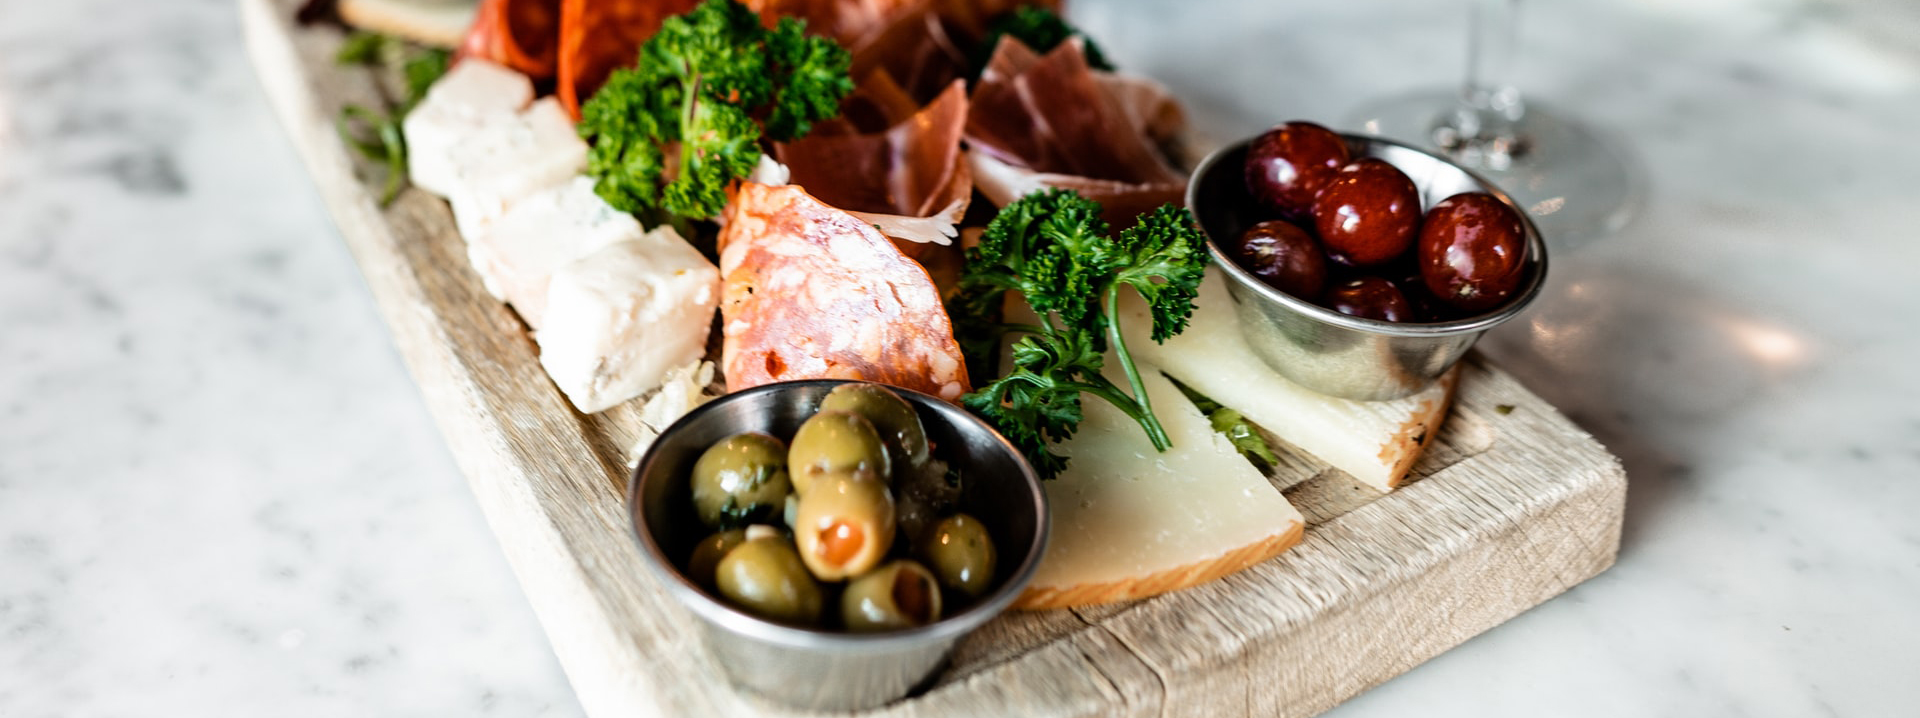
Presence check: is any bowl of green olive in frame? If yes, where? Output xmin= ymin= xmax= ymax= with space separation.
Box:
xmin=628 ymin=380 xmax=1049 ymax=710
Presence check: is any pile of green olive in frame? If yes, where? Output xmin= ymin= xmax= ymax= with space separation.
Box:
xmin=679 ymin=382 xmax=1000 ymax=631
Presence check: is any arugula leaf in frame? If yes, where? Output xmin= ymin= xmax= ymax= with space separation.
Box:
xmin=953 ymin=189 xmax=1210 ymax=479
xmin=333 ymin=36 xmax=449 ymax=206
xmin=579 ymin=0 xmax=852 ymax=224
xmin=1170 ymin=378 xmax=1281 ymax=469
xmin=975 ymin=6 xmax=1115 ymax=74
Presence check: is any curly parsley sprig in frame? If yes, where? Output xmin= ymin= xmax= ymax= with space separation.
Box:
xmin=953 ymin=190 xmax=1209 ymax=478
xmin=578 ymin=0 xmax=853 ymax=225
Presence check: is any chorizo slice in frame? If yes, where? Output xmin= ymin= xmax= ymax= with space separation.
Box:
xmin=457 ymin=0 xmax=562 ymax=78
xmin=717 ymin=182 xmax=970 ymax=402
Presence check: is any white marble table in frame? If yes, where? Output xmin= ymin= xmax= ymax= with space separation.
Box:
xmin=2 ymin=0 xmax=1915 ymax=715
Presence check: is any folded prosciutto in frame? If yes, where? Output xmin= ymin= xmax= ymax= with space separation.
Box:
xmin=776 ymin=77 xmax=971 ymax=246
xmin=965 ymin=37 xmax=1188 ymax=228
xmin=717 ymin=182 xmax=970 ymax=401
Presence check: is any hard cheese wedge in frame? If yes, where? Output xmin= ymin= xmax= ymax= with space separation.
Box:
xmin=1017 ymin=362 xmax=1305 ymax=609
xmin=1118 ymin=269 xmax=1455 ymax=492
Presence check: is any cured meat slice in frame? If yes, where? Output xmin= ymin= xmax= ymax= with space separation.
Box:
xmin=457 ymin=0 xmax=562 ymax=77
xmin=742 ymin=0 xmax=915 ymax=45
xmin=555 ymin=0 xmax=701 ymax=117
xmin=965 ymin=37 xmax=1186 ymax=227
xmin=718 ymin=182 xmax=970 ymax=401
xmin=968 ymin=38 xmax=1182 ymax=185
xmin=847 ymin=5 xmax=970 ymax=105
xmin=777 ymin=80 xmax=969 ymax=238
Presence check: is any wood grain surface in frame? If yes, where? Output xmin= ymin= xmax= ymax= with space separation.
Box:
xmin=241 ymin=1 xmax=1627 ymax=715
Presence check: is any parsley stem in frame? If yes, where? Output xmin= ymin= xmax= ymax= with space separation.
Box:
xmin=1104 ymin=284 xmax=1171 ymax=451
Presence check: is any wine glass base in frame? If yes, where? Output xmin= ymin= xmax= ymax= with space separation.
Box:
xmin=1343 ymin=90 xmax=1643 ymax=253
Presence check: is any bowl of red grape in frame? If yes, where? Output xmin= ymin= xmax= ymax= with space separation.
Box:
xmin=1187 ymin=121 xmax=1548 ymax=401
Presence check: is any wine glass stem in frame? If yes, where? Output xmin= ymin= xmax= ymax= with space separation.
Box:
xmin=1436 ymin=0 xmax=1529 ymax=166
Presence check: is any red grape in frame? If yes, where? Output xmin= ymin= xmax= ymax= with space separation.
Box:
xmin=1418 ymin=193 xmax=1529 ymax=313
xmin=1244 ymin=122 xmax=1350 ymax=218
xmin=1311 ymin=159 xmax=1421 ymax=267
xmin=1236 ymin=220 xmax=1328 ymax=299
xmin=1323 ymin=276 xmax=1415 ymax=322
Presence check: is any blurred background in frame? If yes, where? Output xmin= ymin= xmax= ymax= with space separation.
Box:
xmin=2 ymin=0 xmax=1916 ymax=715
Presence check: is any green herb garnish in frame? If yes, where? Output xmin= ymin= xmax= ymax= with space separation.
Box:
xmin=578 ymin=0 xmax=853 ymax=227
xmin=333 ymin=35 xmax=449 ymax=205
xmin=1171 ymin=378 xmax=1280 ymax=469
xmin=953 ymin=190 xmax=1209 ymax=479
xmin=975 ymin=6 xmax=1114 ymax=74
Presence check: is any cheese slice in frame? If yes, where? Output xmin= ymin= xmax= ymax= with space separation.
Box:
xmin=467 ymin=176 xmax=643 ymax=329
xmin=536 ymin=226 xmax=720 ymax=414
xmin=401 ymin=58 xmax=533 ymax=198
xmin=444 ymin=97 xmax=589 ymax=236
xmin=1016 ymin=362 xmax=1305 ymax=609
xmin=1117 ymin=269 xmax=1454 ymax=492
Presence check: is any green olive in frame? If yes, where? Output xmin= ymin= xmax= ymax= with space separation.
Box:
xmin=922 ymin=514 xmax=996 ymax=597
xmin=841 ymin=560 xmax=943 ymax=632
xmin=818 ymin=383 xmax=929 ymax=473
xmin=788 ymin=411 xmax=890 ymax=493
xmin=691 ymin=433 xmax=792 ymax=529
xmin=685 ymin=529 xmax=748 ymax=591
xmin=793 ymin=471 xmax=896 ymax=581
xmin=714 ymin=537 xmax=823 ymax=626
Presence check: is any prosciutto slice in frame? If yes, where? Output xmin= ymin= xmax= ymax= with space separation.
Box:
xmin=718 ymin=182 xmax=970 ymax=401
xmin=965 ymin=37 xmax=1187 ymax=227
xmin=846 ymin=5 xmax=971 ymax=105
xmin=777 ymin=78 xmax=971 ymax=244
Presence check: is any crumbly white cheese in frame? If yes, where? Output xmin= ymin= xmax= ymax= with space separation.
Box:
xmin=1118 ymin=269 xmax=1449 ymax=492
xmin=626 ymin=360 xmax=718 ymax=468
xmin=444 ymin=98 xmax=589 ymax=237
xmin=1029 ymin=360 xmax=1303 ymax=595
xmin=537 ymin=227 xmax=720 ymax=414
xmin=402 ymin=58 xmax=533 ymax=198
xmin=467 ymin=177 xmax=642 ymax=329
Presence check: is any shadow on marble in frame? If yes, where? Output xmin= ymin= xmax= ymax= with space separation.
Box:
xmin=1475 ymin=257 xmax=1816 ymax=555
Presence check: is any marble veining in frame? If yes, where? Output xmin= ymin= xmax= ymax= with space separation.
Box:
xmin=2 ymin=0 xmax=1917 ymax=716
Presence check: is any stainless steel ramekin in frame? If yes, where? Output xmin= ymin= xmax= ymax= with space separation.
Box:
xmin=1188 ymin=133 xmax=1548 ymax=401
xmin=628 ymin=380 xmax=1048 ymax=711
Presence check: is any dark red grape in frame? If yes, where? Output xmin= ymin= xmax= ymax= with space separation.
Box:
xmin=1236 ymin=220 xmax=1328 ymax=299
xmin=1323 ymin=276 xmax=1414 ymax=322
xmin=1418 ymin=192 xmax=1529 ymax=313
xmin=1244 ymin=122 xmax=1350 ymax=217
xmin=1311 ymin=158 xmax=1421 ymax=267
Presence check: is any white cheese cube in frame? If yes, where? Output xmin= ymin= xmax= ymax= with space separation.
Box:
xmin=537 ymin=227 xmax=721 ymax=414
xmin=467 ymin=177 xmax=642 ymax=329
xmin=402 ymin=58 xmax=533 ymax=198
xmin=445 ymin=98 xmax=589 ymax=237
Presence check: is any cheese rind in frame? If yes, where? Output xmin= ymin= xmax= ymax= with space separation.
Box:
xmin=1017 ymin=361 xmax=1304 ymax=609
xmin=536 ymin=227 xmax=721 ymax=414
xmin=467 ymin=177 xmax=643 ymax=329
xmin=401 ymin=58 xmax=533 ymax=198
xmin=1117 ymin=269 xmax=1452 ymax=492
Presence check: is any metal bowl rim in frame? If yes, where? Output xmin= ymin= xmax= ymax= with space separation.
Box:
xmin=1188 ymin=132 xmax=1550 ymax=338
xmin=627 ymin=379 xmax=1051 ymax=652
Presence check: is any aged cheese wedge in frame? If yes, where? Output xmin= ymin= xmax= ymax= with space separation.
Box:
xmin=1117 ymin=269 xmax=1455 ymax=492
xmin=1016 ymin=363 xmax=1305 ymax=609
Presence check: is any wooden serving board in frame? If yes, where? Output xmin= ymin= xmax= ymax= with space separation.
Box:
xmin=242 ymin=2 xmax=1626 ymax=715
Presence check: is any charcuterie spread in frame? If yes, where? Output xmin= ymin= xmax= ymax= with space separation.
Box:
xmin=345 ymin=0 xmax=1475 ymax=610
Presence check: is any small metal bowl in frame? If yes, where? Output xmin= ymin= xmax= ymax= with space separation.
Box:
xmin=628 ymin=380 xmax=1049 ymax=711
xmin=1188 ymin=133 xmax=1549 ymax=401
